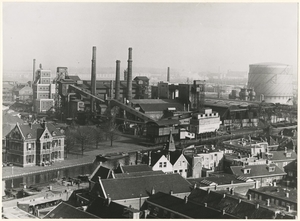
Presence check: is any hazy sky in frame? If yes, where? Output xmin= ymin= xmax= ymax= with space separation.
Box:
xmin=3 ymin=2 xmax=298 ymax=75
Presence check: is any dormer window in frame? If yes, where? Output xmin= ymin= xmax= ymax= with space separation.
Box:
xmin=242 ymin=168 xmax=251 ymax=174
xmin=285 ymin=152 xmax=292 ymax=157
xmin=52 ymin=131 xmax=56 ymax=136
xmin=268 ymin=166 xmax=275 ymax=172
xmin=27 ymin=133 xmax=32 ymax=139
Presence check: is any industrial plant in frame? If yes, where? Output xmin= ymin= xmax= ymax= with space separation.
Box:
xmin=2 ymin=46 xmax=298 ymax=219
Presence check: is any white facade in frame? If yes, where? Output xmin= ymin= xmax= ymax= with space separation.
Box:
xmin=190 ymin=108 xmax=221 ymax=134
xmin=152 ymin=155 xmax=173 ymax=173
xmin=172 ymin=154 xmax=190 ymax=178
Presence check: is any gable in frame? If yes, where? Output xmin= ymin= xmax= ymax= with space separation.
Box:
xmin=174 ymin=154 xmax=189 ymax=167
xmin=7 ymin=124 xmax=24 ymax=140
xmin=39 ymin=127 xmax=52 ymax=140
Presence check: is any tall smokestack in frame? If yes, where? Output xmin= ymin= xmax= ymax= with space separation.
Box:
xmin=167 ymin=67 xmax=170 ymax=82
xmin=91 ymin=46 xmax=97 ymax=112
xmin=115 ymin=60 xmax=121 ymax=100
xmin=127 ymin=48 xmax=133 ymax=100
xmin=33 ymin=59 xmax=36 ymax=83
xmin=110 ymin=80 xmax=114 ymax=99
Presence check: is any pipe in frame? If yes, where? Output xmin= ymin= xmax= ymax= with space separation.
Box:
xmin=91 ymin=46 xmax=96 ymax=112
xmin=33 ymin=59 xmax=36 ymax=84
xmin=167 ymin=67 xmax=170 ymax=82
xmin=115 ymin=60 xmax=121 ymax=100
xmin=127 ymin=47 xmax=133 ymax=100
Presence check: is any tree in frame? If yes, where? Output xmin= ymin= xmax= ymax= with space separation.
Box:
xmin=75 ymin=126 xmax=93 ymax=155
xmin=91 ymin=126 xmax=105 ymax=149
xmin=64 ymin=128 xmax=76 ymax=158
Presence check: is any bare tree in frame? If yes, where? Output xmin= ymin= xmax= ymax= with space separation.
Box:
xmin=64 ymin=128 xmax=76 ymax=158
xmin=75 ymin=126 xmax=93 ymax=155
xmin=92 ymin=126 xmax=105 ymax=149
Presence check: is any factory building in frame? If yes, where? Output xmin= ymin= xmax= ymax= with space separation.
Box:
xmin=248 ymin=63 xmax=293 ymax=104
xmin=32 ymin=64 xmax=55 ymax=113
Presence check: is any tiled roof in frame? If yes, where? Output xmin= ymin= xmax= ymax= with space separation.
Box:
xmin=114 ymin=170 xmax=164 ymax=179
xmin=16 ymin=123 xmax=64 ymax=140
xmin=262 ymin=151 xmax=297 ymax=161
xmin=146 ymin=192 xmax=235 ymax=219
xmin=187 ymin=174 xmax=247 ymax=187
xmin=44 ymin=202 xmax=98 ymax=219
xmin=95 ymin=173 xmax=191 ymax=200
xmin=66 ymin=75 xmax=81 ymax=81
xmin=284 ymin=160 xmax=297 ymax=172
xmin=188 ymin=189 xmax=278 ymax=219
xmin=90 ymin=165 xmax=112 ymax=183
xmin=86 ymin=197 xmax=131 ymax=218
xmin=3 ymin=124 xmax=15 ymax=138
xmin=248 ymin=186 xmax=297 ymax=204
xmin=2 ymin=112 xmax=24 ymax=125
xmin=230 ymin=164 xmax=286 ymax=178
xmin=121 ymin=164 xmax=153 ymax=173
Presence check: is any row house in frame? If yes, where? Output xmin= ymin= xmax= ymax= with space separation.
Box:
xmin=6 ymin=122 xmax=65 ymax=167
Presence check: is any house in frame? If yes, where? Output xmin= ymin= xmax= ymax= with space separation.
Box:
xmin=90 ymin=173 xmax=191 ymax=210
xmin=44 ymin=202 xmax=98 ymax=219
xmin=13 ymin=85 xmax=33 ymax=102
xmin=114 ymin=164 xmax=153 ymax=174
xmin=223 ymin=137 xmax=268 ymax=157
xmin=262 ymin=148 xmax=297 ymax=170
xmin=187 ymin=173 xmax=257 ymax=195
xmin=89 ymin=164 xmax=114 ymax=190
xmin=230 ymin=163 xmax=286 ymax=187
xmin=247 ymin=186 xmax=297 ymax=212
xmin=5 ymin=122 xmax=65 ymax=167
xmin=86 ymin=197 xmax=140 ymax=219
xmin=188 ymin=188 xmax=293 ymax=219
xmin=144 ymin=192 xmax=236 ymax=219
xmin=150 ymin=152 xmax=173 ymax=173
xmin=284 ymin=160 xmax=297 ymax=188
xmin=169 ymin=151 xmax=190 ymax=178
xmin=183 ymin=145 xmax=224 ymax=178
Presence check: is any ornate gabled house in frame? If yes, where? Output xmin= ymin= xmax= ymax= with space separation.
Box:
xmin=6 ymin=122 xmax=65 ymax=167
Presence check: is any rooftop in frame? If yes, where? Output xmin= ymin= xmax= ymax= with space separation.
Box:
xmin=230 ymin=164 xmax=286 ymax=178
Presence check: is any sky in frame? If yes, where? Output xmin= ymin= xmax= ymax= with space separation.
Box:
xmin=2 ymin=2 xmax=298 ymax=76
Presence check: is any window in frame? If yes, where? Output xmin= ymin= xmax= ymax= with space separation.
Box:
xmin=288 ymin=171 xmax=293 ymax=177
xmin=43 ymin=143 xmax=46 ymax=150
xmin=174 ymin=170 xmax=177 ymax=173
xmin=44 ymin=133 xmax=49 ymax=139
xmin=159 ymin=162 xmax=162 ymax=168
xmin=163 ymin=162 xmax=167 ymax=167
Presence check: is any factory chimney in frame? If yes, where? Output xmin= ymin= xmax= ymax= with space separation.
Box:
xmin=115 ymin=60 xmax=121 ymax=100
xmin=91 ymin=46 xmax=97 ymax=112
xmin=126 ymin=48 xmax=133 ymax=101
xmin=32 ymin=59 xmax=36 ymax=84
xmin=167 ymin=67 xmax=170 ymax=82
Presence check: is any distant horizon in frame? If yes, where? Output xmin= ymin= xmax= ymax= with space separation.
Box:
xmin=3 ymin=3 xmax=298 ymax=81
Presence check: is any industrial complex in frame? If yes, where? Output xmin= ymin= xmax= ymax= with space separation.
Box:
xmin=2 ymin=46 xmax=298 ymax=219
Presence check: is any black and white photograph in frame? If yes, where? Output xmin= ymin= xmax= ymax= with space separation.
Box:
xmin=2 ymin=2 xmax=298 ymax=219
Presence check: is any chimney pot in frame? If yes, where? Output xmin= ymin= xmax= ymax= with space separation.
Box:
xmin=256 ymin=204 xmax=259 ymax=209
xmin=151 ymin=187 xmax=155 ymax=195
xmin=286 ymin=205 xmax=291 ymax=212
xmin=169 ymin=190 xmax=173 ymax=195
xmin=285 ymin=192 xmax=289 ymax=198
xmin=204 ymin=203 xmax=207 ymax=207
xmin=222 ymin=209 xmax=225 ymax=215
xmin=184 ymin=196 xmax=188 ymax=204
xmin=266 ymin=199 xmax=270 ymax=206
xmin=247 ymin=194 xmax=252 ymax=200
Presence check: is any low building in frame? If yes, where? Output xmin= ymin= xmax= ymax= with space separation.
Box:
xmin=247 ymin=186 xmax=297 ymax=212
xmin=284 ymin=160 xmax=297 ymax=188
xmin=90 ymin=173 xmax=191 ymax=210
xmin=145 ymin=192 xmax=235 ymax=219
xmin=190 ymin=108 xmax=221 ymax=134
xmin=230 ymin=163 xmax=286 ymax=187
xmin=5 ymin=122 xmax=65 ymax=167
xmin=262 ymin=148 xmax=297 ymax=170
xmin=223 ymin=137 xmax=268 ymax=157
xmin=188 ymin=188 xmax=293 ymax=219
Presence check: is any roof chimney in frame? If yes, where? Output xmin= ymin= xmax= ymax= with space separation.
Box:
xmin=207 ymin=189 xmax=211 ymax=194
xmin=286 ymin=205 xmax=291 ymax=212
xmin=266 ymin=199 xmax=270 ymax=206
xmin=222 ymin=209 xmax=225 ymax=215
xmin=169 ymin=190 xmax=173 ymax=195
xmin=184 ymin=196 xmax=188 ymax=204
xmin=91 ymin=46 xmax=97 ymax=112
xmin=107 ymin=194 xmax=111 ymax=206
xmin=126 ymin=47 xmax=133 ymax=100
xmin=204 ymin=203 xmax=207 ymax=207
xmin=167 ymin=67 xmax=170 ymax=82
xmin=230 ymin=188 xmax=234 ymax=195
xmin=151 ymin=187 xmax=155 ymax=195
xmin=110 ymin=80 xmax=114 ymax=98
xmin=115 ymin=60 xmax=121 ymax=100
xmin=193 ymin=183 xmax=197 ymax=189
xmin=285 ymin=192 xmax=289 ymax=198
xmin=256 ymin=204 xmax=260 ymax=209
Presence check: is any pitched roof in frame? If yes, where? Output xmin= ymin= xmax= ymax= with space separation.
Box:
xmin=284 ymin=160 xmax=297 ymax=172
xmin=262 ymin=151 xmax=297 ymax=161
xmin=44 ymin=202 xmax=98 ymax=219
xmin=230 ymin=164 xmax=286 ymax=178
xmin=16 ymin=122 xmax=64 ymax=140
xmin=146 ymin=192 xmax=235 ymax=219
xmin=90 ymin=165 xmax=112 ymax=182
xmin=66 ymin=75 xmax=81 ymax=81
xmin=139 ymin=102 xmax=184 ymax=112
xmin=95 ymin=173 xmax=191 ymax=200
xmin=188 ymin=189 xmax=278 ymax=219
xmin=169 ymin=151 xmax=182 ymax=165
xmin=114 ymin=170 xmax=164 ymax=179
xmin=2 ymin=112 xmax=24 ymax=125
xmin=86 ymin=197 xmax=131 ymax=218
xmin=133 ymin=76 xmax=149 ymax=81
xmin=121 ymin=164 xmax=153 ymax=173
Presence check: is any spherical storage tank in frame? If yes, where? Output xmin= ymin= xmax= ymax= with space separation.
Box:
xmin=247 ymin=63 xmax=293 ymax=104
